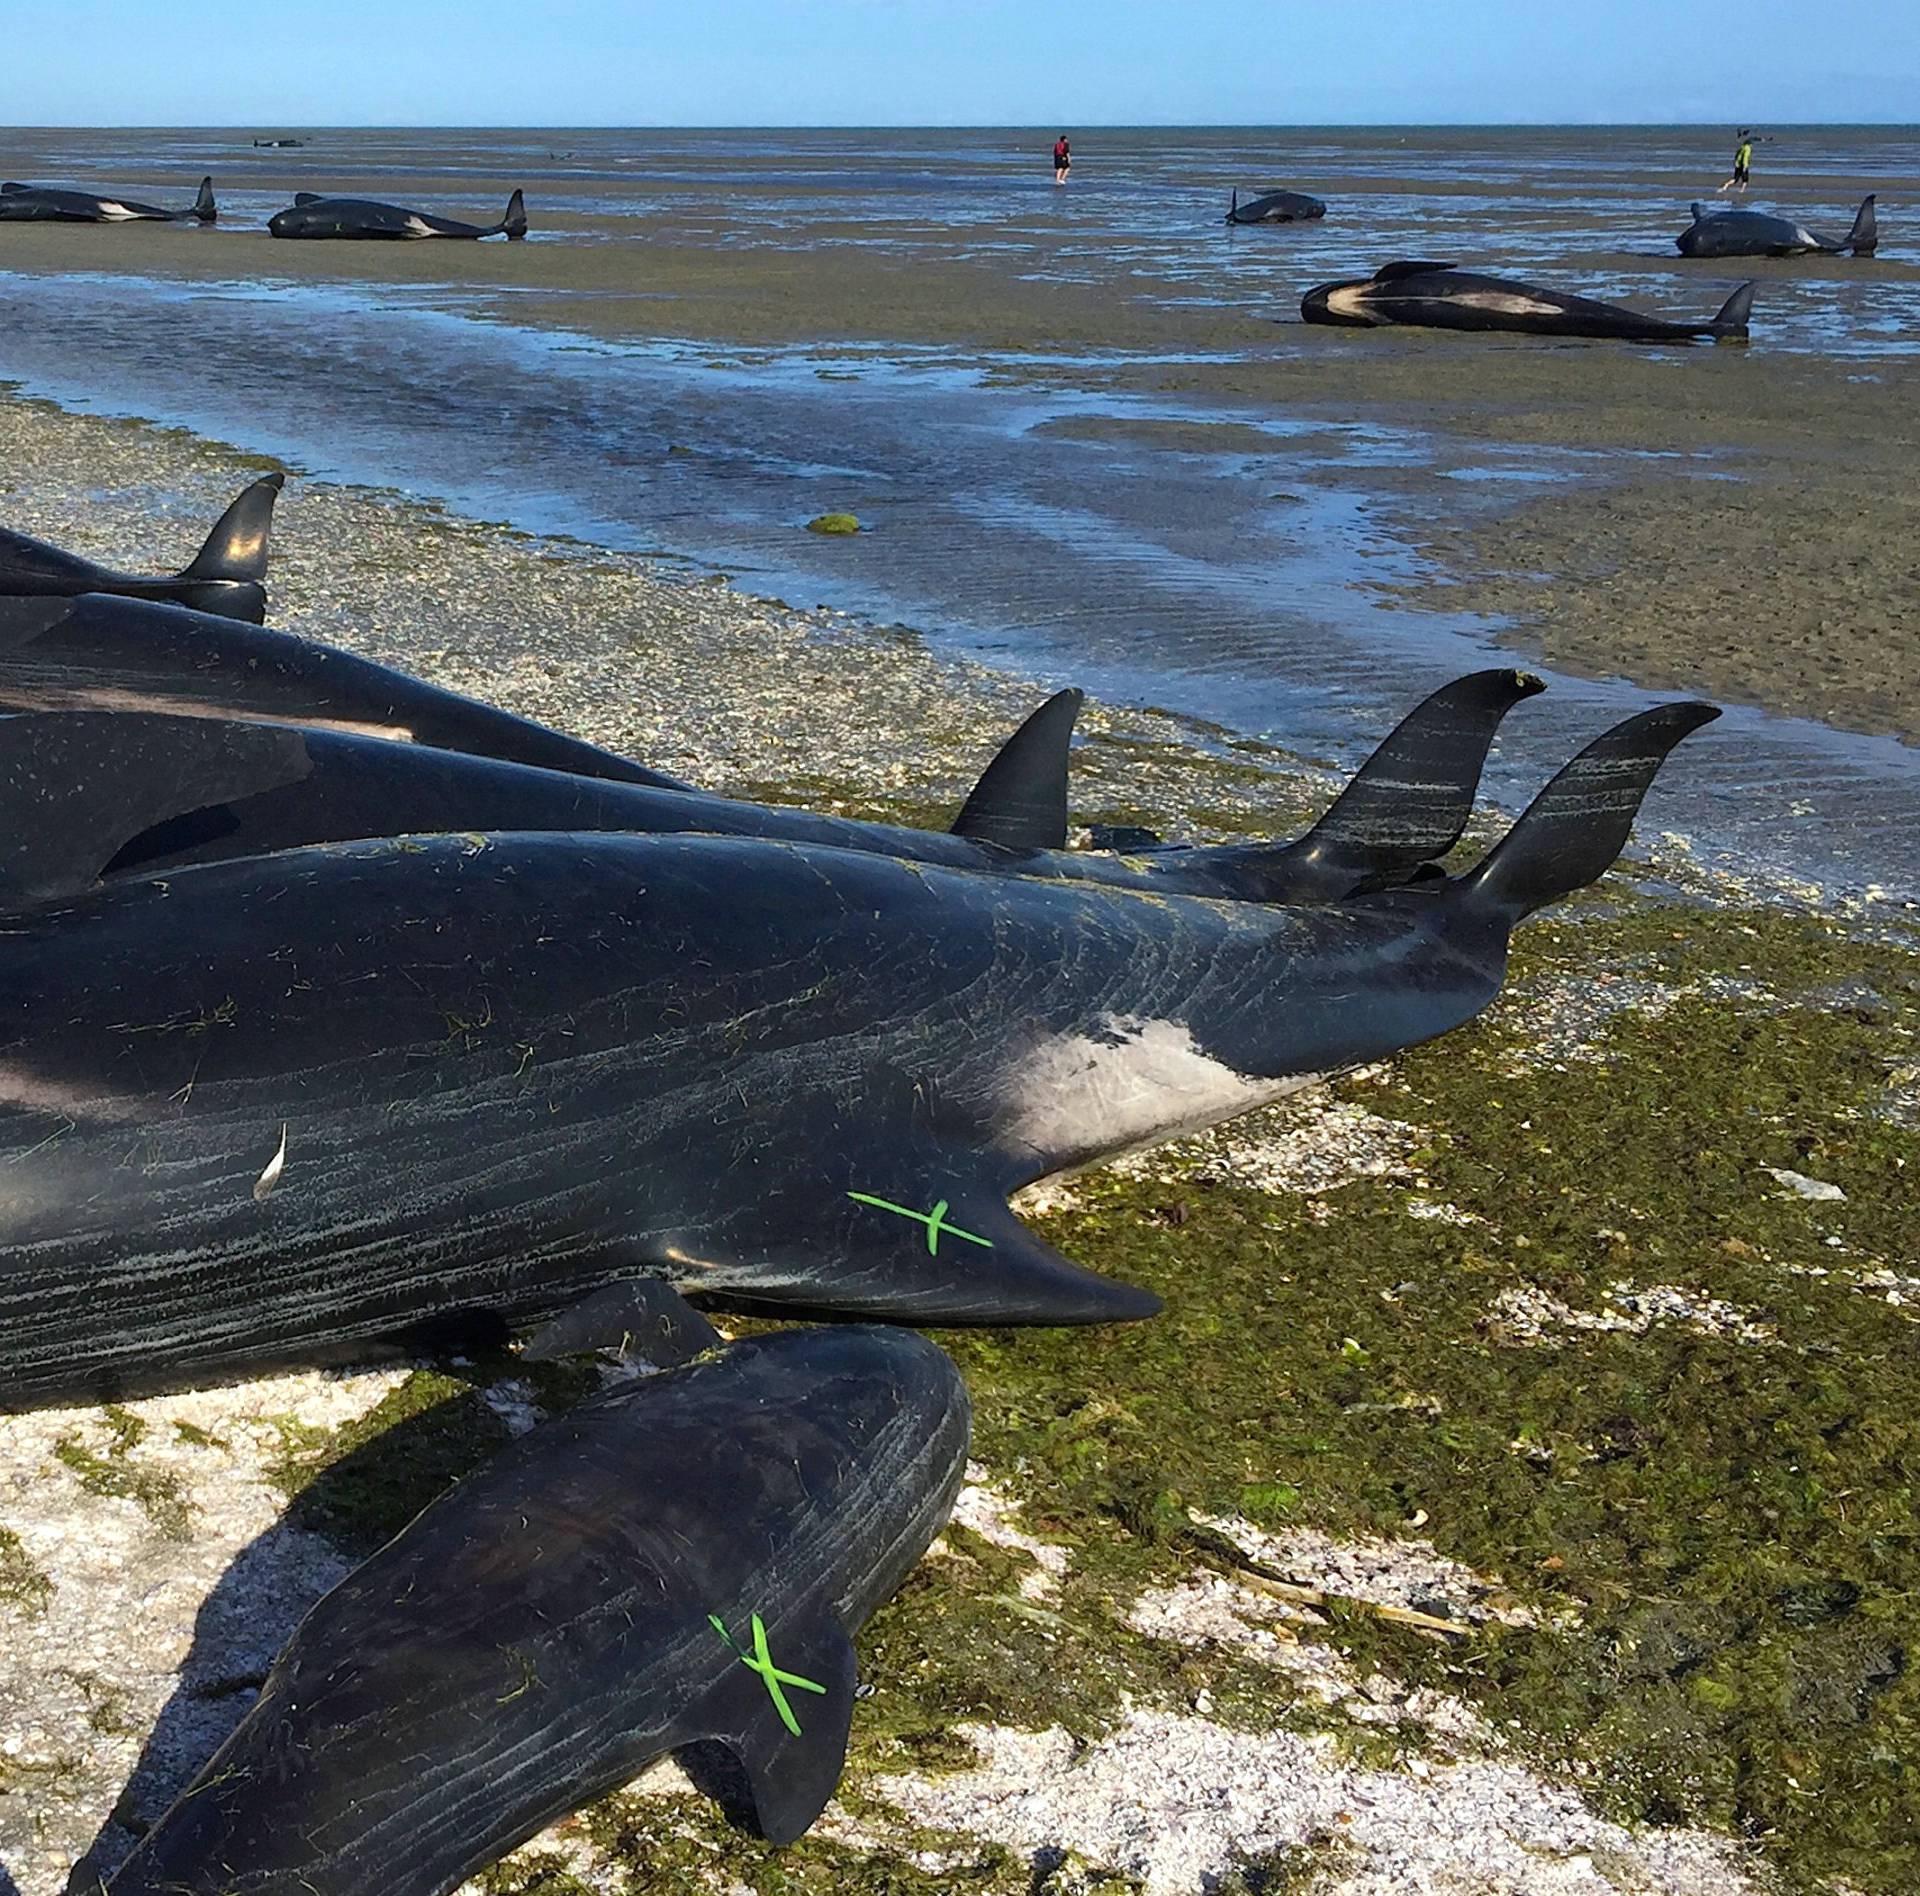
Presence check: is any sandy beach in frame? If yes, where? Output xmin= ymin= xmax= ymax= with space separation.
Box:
xmin=1 ymin=123 xmax=1918 ymax=1896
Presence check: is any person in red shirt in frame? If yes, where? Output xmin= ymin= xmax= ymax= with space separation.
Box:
xmin=1053 ymin=135 xmax=1071 ymax=186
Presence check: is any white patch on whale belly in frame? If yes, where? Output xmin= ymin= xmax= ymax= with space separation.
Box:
xmin=403 ymin=215 xmax=436 ymax=237
xmin=1002 ymin=1014 xmax=1318 ymax=1170
xmin=96 ymin=202 xmax=136 ymax=220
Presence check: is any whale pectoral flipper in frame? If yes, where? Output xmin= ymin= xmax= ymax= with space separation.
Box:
xmin=949 ymin=687 xmax=1084 ymax=851
xmin=818 ymin=1167 xmax=1161 ymax=1325
xmin=700 ymin=1609 xmax=859 ymax=1845
xmin=292 ymin=192 xmax=322 ymax=206
xmin=1374 ymin=259 xmax=1457 ymax=280
xmin=520 ymin=1279 xmax=723 ymax=1367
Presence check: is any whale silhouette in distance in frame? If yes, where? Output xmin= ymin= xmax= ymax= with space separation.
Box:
xmin=0 ymin=700 xmax=1714 ymax=1408
xmin=0 ymin=176 xmax=216 ymax=223
xmin=1227 ymin=187 xmax=1326 ymax=223
xmin=1303 ymin=262 xmax=1757 ymax=342
xmin=269 ymin=189 xmax=527 ymax=240
xmin=1677 ymin=194 xmax=1877 ymax=258
xmin=13 ymin=669 xmax=1543 ymax=907
xmin=105 ymin=1324 xmax=970 ymax=1893
xmin=0 ymin=477 xmax=280 ymax=622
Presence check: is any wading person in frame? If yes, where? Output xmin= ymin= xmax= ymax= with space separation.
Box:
xmin=1053 ymin=133 xmax=1071 ymax=186
xmin=1719 ymin=129 xmax=1754 ymax=193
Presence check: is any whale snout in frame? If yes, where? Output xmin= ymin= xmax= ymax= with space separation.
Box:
xmin=1301 ymin=280 xmax=1371 ymax=326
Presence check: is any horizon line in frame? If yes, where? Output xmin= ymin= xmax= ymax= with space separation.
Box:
xmin=7 ymin=118 xmax=1918 ymax=132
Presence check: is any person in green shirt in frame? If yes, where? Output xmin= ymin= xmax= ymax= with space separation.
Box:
xmin=1719 ymin=130 xmax=1755 ymax=194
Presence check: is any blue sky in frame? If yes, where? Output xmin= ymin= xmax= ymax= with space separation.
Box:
xmin=3 ymin=0 xmax=1914 ymax=126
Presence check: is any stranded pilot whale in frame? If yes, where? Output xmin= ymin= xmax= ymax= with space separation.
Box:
xmin=1227 ymin=188 xmax=1327 ymax=224
xmin=1303 ymin=262 xmax=1757 ymax=342
xmin=1677 ymin=194 xmax=1878 ymax=258
xmin=269 ymin=188 xmax=528 ymax=240
xmin=15 ymin=668 xmax=1544 ymax=907
xmin=0 ymin=700 xmax=1712 ymax=1407
xmin=0 ymin=476 xmax=280 ymax=623
xmin=0 ymin=592 xmax=693 ymax=786
xmin=107 ymin=1326 xmax=970 ymax=1894
xmin=0 ymin=176 xmax=216 ymax=223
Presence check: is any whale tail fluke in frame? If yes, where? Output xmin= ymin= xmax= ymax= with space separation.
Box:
xmin=1845 ymin=193 xmax=1878 ymax=256
xmin=500 ymin=188 xmax=528 ymax=239
xmin=1282 ymin=669 xmax=1545 ymax=892
xmin=950 ymin=688 xmax=1083 ymax=851
xmin=1453 ymin=703 xmax=1719 ymax=927
xmin=1709 ymin=280 xmax=1756 ymax=339
xmin=179 ymin=473 xmax=284 ymax=586
xmin=189 ymin=176 xmax=217 ymax=223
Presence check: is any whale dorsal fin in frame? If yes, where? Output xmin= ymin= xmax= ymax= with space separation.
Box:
xmin=179 ymin=472 xmax=284 ymax=584
xmin=950 ymin=687 xmax=1084 ymax=851
xmin=1690 ymin=202 xmax=1714 ymax=222
xmin=699 ymin=1608 xmax=859 ymax=1845
xmin=521 ymin=1280 xmax=722 ymax=1368
xmin=293 ymin=192 xmax=322 ymax=206
xmin=1373 ymin=259 xmax=1456 ymax=281
xmin=0 ymin=711 xmax=313 ymax=911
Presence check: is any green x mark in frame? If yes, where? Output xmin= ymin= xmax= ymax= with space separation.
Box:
xmin=709 ymin=1612 xmax=829 ymax=1737
xmin=847 ymin=1191 xmax=994 ymax=1256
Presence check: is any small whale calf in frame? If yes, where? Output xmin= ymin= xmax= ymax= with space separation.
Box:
xmin=269 ymin=188 xmax=528 ymax=240
xmin=0 ymin=695 xmax=1711 ymax=1407
xmin=106 ymin=1324 xmax=970 ymax=1893
xmin=0 ymin=176 xmax=216 ymax=223
xmin=1302 ymin=261 xmax=1757 ymax=343
xmin=1227 ymin=187 xmax=1327 ymax=224
xmin=0 ymin=475 xmax=280 ymax=622
xmin=1677 ymin=194 xmax=1878 ymax=259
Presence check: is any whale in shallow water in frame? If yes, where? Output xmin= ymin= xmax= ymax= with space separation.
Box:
xmin=0 ymin=176 xmax=215 ymax=223
xmin=12 ymin=668 xmax=1543 ymax=906
xmin=1226 ymin=187 xmax=1326 ymax=224
xmin=106 ymin=1325 xmax=969 ymax=1893
xmin=1302 ymin=262 xmax=1757 ymax=342
xmin=0 ymin=699 xmax=1713 ymax=1406
xmin=0 ymin=592 xmax=693 ymax=785
xmin=1677 ymin=195 xmax=1877 ymax=258
xmin=0 ymin=477 xmax=280 ymax=623
xmin=269 ymin=189 xmax=527 ymax=240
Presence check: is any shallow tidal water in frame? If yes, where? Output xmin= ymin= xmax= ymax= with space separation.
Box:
xmin=1 ymin=125 xmax=1917 ymax=898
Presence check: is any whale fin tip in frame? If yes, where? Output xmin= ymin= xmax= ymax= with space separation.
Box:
xmin=522 ymin=1279 xmax=722 ymax=1368
xmin=178 ymin=472 xmax=284 ymax=592
xmin=699 ymin=1611 xmax=858 ymax=1845
xmin=950 ymin=687 xmax=1084 ymax=852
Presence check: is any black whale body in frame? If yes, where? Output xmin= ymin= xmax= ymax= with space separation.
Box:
xmin=1677 ymin=194 xmax=1877 ymax=258
xmin=1303 ymin=261 xmax=1757 ymax=342
xmin=0 ymin=176 xmax=216 ymax=223
xmin=0 ymin=477 xmax=280 ymax=622
xmin=107 ymin=1326 xmax=970 ymax=1894
xmin=0 ymin=593 xmax=690 ymax=786
xmin=1227 ymin=188 xmax=1327 ymax=224
xmin=23 ymin=666 xmax=1543 ymax=907
xmin=269 ymin=189 xmax=527 ymax=240
xmin=0 ymin=702 xmax=1713 ymax=1408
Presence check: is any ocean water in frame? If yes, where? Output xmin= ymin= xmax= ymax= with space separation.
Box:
xmin=0 ymin=126 xmax=1916 ymax=897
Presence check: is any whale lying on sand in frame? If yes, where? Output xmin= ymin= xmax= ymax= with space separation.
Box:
xmin=1303 ymin=262 xmax=1756 ymax=342
xmin=1677 ymin=195 xmax=1877 ymax=258
xmin=107 ymin=1325 xmax=969 ymax=1893
xmin=15 ymin=669 xmax=1542 ymax=906
xmin=0 ymin=477 xmax=280 ymax=622
xmin=0 ymin=593 xmax=693 ymax=785
xmin=269 ymin=189 xmax=527 ymax=240
xmin=1227 ymin=188 xmax=1327 ymax=224
xmin=0 ymin=700 xmax=1712 ymax=1406
xmin=0 ymin=176 xmax=216 ymax=223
